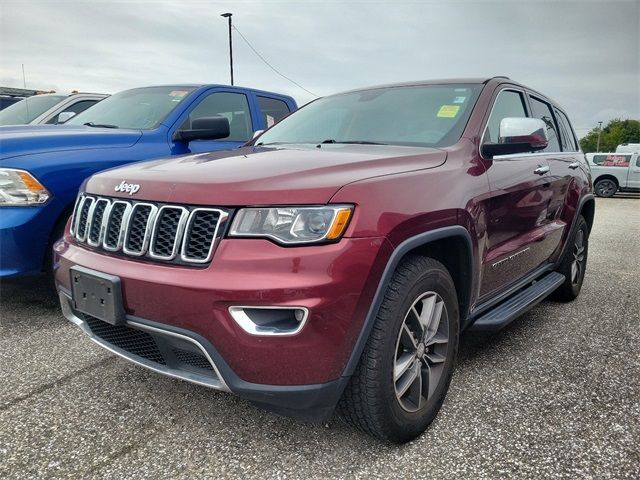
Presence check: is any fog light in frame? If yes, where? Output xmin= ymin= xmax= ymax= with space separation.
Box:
xmin=228 ymin=306 xmax=308 ymax=336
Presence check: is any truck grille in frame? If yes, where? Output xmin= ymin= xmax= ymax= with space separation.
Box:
xmin=70 ymin=194 xmax=229 ymax=265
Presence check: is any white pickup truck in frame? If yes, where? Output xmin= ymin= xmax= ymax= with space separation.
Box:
xmin=586 ymin=152 xmax=640 ymax=197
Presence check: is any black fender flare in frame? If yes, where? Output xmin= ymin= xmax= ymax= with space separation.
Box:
xmin=341 ymin=225 xmax=474 ymax=378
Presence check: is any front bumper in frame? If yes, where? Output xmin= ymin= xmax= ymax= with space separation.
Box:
xmin=0 ymin=205 xmax=58 ymax=277
xmin=55 ymin=234 xmax=391 ymax=420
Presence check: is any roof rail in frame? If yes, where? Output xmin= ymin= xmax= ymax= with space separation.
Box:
xmin=483 ymin=76 xmax=510 ymax=83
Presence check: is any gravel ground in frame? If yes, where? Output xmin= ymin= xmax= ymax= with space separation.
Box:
xmin=1 ymin=197 xmax=638 ymax=479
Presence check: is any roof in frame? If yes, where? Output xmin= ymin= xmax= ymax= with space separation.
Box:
xmin=335 ymin=77 xmax=513 ymax=96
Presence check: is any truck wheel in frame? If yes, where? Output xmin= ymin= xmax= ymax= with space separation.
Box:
xmin=594 ymin=178 xmax=617 ymax=197
xmin=338 ymin=256 xmax=459 ymax=443
xmin=551 ymin=216 xmax=588 ymax=302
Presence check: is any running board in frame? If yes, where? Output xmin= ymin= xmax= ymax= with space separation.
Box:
xmin=468 ymin=272 xmax=565 ymax=332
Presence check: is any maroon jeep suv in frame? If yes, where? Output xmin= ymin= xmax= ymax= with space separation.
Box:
xmin=54 ymin=77 xmax=593 ymax=443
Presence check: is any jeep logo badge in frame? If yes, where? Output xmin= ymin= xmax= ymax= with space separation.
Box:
xmin=115 ymin=181 xmax=140 ymax=195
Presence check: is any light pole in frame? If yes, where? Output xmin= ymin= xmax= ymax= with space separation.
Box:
xmin=221 ymin=13 xmax=234 ymax=85
xmin=596 ymin=121 xmax=603 ymax=152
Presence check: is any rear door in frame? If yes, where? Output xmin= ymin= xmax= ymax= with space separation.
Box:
xmin=255 ymin=95 xmax=293 ymax=130
xmin=479 ymin=88 xmax=555 ymax=297
xmin=627 ymin=154 xmax=640 ymax=189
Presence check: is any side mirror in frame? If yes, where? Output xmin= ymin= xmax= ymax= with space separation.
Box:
xmin=482 ymin=117 xmax=549 ymax=158
xmin=174 ymin=116 xmax=230 ymax=142
xmin=57 ymin=111 xmax=76 ymax=124
xmin=252 ymin=130 xmax=264 ymax=139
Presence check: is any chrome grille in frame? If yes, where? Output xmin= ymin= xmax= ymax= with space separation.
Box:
xmin=71 ymin=194 xmax=228 ymax=265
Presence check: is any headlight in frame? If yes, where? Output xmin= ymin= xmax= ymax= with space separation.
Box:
xmin=0 ymin=168 xmax=50 ymax=206
xmin=229 ymin=205 xmax=353 ymax=245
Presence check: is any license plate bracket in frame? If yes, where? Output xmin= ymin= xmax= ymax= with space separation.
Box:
xmin=70 ymin=266 xmax=125 ymax=325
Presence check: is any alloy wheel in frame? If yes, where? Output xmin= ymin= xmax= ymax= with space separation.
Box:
xmin=571 ymin=229 xmax=586 ymax=285
xmin=393 ymin=291 xmax=449 ymax=413
xmin=596 ymin=180 xmax=616 ymax=197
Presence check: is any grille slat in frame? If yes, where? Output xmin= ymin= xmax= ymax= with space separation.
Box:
xmin=181 ymin=209 xmax=222 ymax=263
xmin=87 ymin=199 xmax=109 ymax=245
xmin=76 ymin=197 xmax=94 ymax=241
xmin=150 ymin=207 xmax=187 ymax=260
xmin=71 ymin=194 xmax=227 ymax=265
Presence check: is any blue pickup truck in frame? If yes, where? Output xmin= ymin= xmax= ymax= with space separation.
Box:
xmin=0 ymin=84 xmax=297 ymax=277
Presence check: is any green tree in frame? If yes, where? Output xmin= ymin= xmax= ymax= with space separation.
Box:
xmin=579 ymin=119 xmax=640 ymax=153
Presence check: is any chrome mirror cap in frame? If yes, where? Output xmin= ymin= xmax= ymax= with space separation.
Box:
xmin=498 ymin=117 xmax=548 ymax=148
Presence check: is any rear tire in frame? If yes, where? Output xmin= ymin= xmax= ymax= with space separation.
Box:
xmin=338 ymin=256 xmax=459 ymax=443
xmin=551 ymin=215 xmax=588 ymax=302
xmin=594 ymin=178 xmax=617 ymax=198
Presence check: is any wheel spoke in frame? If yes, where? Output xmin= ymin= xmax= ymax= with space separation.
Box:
xmin=427 ymin=364 xmax=442 ymax=399
xmin=425 ymin=351 xmax=446 ymax=364
xmin=571 ymin=261 xmax=578 ymax=283
xmin=396 ymin=359 xmax=419 ymax=398
xmin=416 ymin=295 xmax=436 ymax=333
xmin=399 ymin=324 xmax=417 ymax=350
xmin=425 ymin=332 xmax=448 ymax=346
xmin=394 ymin=352 xmax=415 ymax=381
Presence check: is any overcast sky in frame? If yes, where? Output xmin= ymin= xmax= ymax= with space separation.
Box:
xmin=1 ymin=0 xmax=638 ymax=137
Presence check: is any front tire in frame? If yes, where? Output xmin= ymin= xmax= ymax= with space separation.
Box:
xmin=594 ymin=178 xmax=617 ymax=198
xmin=338 ymin=256 xmax=459 ymax=443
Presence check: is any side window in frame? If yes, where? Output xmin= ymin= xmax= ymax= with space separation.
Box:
xmin=483 ymin=90 xmax=528 ymax=145
xmin=555 ymin=109 xmax=579 ymax=152
xmin=636 ymin=156 xmax=640 ymax=167
xmin=46 ymin=100 xmax=98 ymax=124
xmin=256 ymin=96 xmax=290 ymax=128
xmin=529 ymin=97 xmax=560 ymax=152
xmin=184 ymin=92 xmax=252 ymax=141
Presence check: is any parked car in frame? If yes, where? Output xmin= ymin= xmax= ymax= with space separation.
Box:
xmin=0 ymin=92 xmax=107 ymax=125
xmin=0 ymin=84 xmax=297 ymax=277
xmin=54 ymin=77 xmax=593 ymax=443
xmin=586 ymin=152 xmax=640 ymax=197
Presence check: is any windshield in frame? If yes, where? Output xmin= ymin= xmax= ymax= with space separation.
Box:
xmin=257 ymin=84 xmax=482 ymax=148
xmin=0 ymin=95 xmax=67 ymax=125
xmin=67 ymin=86 xmax=197 ymax=129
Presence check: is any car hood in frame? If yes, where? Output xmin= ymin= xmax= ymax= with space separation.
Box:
xmin=86 ymin=144 xmax=447 ymax=205
xmin=0 ymin=125 xmax=142 ymax=159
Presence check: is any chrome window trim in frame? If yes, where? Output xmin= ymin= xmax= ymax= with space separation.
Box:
xmin=122 ymin=203 xmax=158 ymax=257
xmin=86 ymin=198 xmax=112 ymax=247
xmin=180 ymin=208 xmax=229 ymax=264
xmin=102 ymin=200 xmax=133 ymax=252
xmin=148 ymin=206 xmax=190 ymax=261
xmin=75 ymin=196 xmax=95 ymax=242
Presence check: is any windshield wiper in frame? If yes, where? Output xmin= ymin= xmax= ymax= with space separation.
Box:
xmin=83 ymin=122 xmax=119 ymax=129
xmin=318 ymin=139 xmax=387 ymax=146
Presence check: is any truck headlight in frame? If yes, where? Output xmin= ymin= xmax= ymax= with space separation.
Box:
xmin=0 ymin=169 xmax=50 ymax=206
xmin=229 ymin=205 xmax=353 ymax=245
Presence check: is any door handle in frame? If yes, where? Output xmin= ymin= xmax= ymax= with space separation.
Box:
xmin=533 ymin=165 xmax=550 ymax=175
xmin=568 ymin=162 xmax=580 ymax=169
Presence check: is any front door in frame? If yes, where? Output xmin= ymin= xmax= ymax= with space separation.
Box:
xmin=172 ymin=91 xmax=255 ymax=154
xmin=479 ymin=88 xmax=556 ymax=298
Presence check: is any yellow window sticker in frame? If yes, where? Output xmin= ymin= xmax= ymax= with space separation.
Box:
xmin=437 ymin=105 xmax=460 ymax=118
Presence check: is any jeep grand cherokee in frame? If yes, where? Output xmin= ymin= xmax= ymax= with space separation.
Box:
xmin=54 ymin=77 xmax=594 ymax=443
